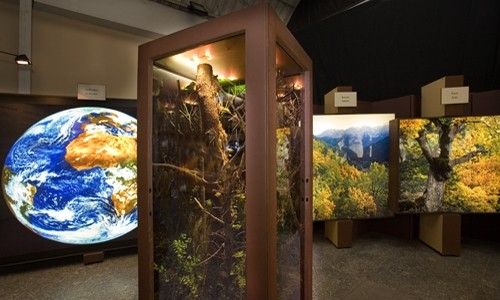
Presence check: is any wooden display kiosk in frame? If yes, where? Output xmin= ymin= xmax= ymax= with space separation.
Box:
xmin=418 ymin=75 xmax=468 ymax=255
xmin=137 ymin=4 xmax=312 ymax=299
xmin=421 ymin=75 xmax=470 ymax=117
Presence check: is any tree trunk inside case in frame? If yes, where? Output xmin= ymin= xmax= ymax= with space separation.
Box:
xmin=153 ymin=63 xmax=246 ymax=299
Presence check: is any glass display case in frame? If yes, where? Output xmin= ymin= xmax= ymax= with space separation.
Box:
xmin=137 ymin=4 xmax=312 ymax=299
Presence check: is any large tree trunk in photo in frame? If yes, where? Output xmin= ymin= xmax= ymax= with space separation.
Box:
xmin=422 ymin=170 xmax=446 ymax=211
xmin=416 ymin=119 xmax=485 ymax=211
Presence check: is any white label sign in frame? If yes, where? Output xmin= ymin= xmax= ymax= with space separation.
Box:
xmin=334 ymin=92 xmax=357 ymax=107
xmin=441 ymin=86 xmax=469 ymax=104
xmin=77 ymin=84 xmax=106 ymax=101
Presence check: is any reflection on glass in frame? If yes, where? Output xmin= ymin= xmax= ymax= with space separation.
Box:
xmin=276 ymin=45 xmax=303 ymax=299
xmin=152 ymin=35 xmax=246 ymax=299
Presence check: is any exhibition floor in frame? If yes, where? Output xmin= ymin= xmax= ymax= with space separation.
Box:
xmin=313 ymin=233 xmax=500 ymax=299
xmin=1 ymin=234 xmax=499 ymax=299
xmin=0 ymin=253 xmax=137 ymax=299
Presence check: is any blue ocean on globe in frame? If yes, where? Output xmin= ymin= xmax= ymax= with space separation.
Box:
xmin=2 ymin=107 xmax=137 ymax=244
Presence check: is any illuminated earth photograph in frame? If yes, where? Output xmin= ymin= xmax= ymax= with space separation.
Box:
xmin=2 ymin=107 xmax=137 ymax=244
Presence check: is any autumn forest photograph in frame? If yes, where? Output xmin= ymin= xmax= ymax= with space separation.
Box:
xmin=313 ymin=114 xmax=394 ymax=220
xmin=399 ymin=116 xmax=500 ymax=213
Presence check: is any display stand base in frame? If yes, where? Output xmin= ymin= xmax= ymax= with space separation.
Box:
xmin=83 ymin=251 xmax=104 ymax=265
xmin=419 ymin=213 xmax=461 ymax=256
xmin=325 ymin=219 xmax=352 ymax=248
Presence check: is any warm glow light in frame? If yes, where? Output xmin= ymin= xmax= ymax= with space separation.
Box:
xmin=294 ymin=81 xmax=303 ymax=90
xmin=227 ymin=75 xmax=237 ymax=81
xmin=204 ymin=49 xmax=213 ymax=61
xmin=191 ymin=55 xmax=200 ymax=65
xmin=171 ymin=54 xmax=198 ymax=71
xmin=153 ymin=66 xmax=192 ymax=89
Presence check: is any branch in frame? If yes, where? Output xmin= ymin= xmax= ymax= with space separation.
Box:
xmin=431 ymin=119 xmax=443 ymax=135
xmin=449 ymin=120 xmax=466 ymax=140
xmin=153 ymin=163 xmax=218 ymax=187
xmin=193 ymin=197 xmax=225 ymax=224
xmin=198 ymin=243 xmax=224 ymax=265
xmin=416 ymin=129 xmax=435 ymax=164
xmin=451 ymin=149 xmax=487 ymax=166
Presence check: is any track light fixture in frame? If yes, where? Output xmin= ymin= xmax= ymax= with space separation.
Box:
xmin=0 ymin=50 xmax=31 ymax=65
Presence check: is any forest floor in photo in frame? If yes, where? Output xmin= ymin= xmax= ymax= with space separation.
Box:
xmin=313 ymin=232 xmax=500 ymax=299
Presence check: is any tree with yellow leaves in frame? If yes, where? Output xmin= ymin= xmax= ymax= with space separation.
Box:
xmin=399 ymin=116 xmax=500 ymax=212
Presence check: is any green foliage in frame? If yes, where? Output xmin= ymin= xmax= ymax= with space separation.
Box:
xmin=231 ymin=250 xmax=246 ymax=290
xmin=218 ymin=79 xmax=246 ymax=96
xmin=156 ymin=233 xmax=203 ymax=298
xmin=313 ymin=139 xmax=389 ymax=220
xmin=154 ymin=67 xmax=247 ymax=299
xmin=444 ymin=156 xmax=500 ymax=212
xmin=367 ymin=162 xmax=389 ymax=210
xmin=399 ymin=134 xmax=428 ymax=208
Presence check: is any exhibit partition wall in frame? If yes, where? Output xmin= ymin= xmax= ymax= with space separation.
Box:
xmin=0 ymin=94 xmax=137 ymax=266
xmin=137 ymin=4 xmax=312 ymax=300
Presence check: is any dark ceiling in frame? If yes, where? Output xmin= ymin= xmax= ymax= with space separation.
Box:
xmin=288 ymin=0 xmax=500 ymax=104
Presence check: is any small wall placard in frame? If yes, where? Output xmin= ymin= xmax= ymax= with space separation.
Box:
xmin=334 ymin=92 xmax=357 ymax=107
xmin=77 ymin=84 xmax=106 ymax=101
xmin=441 ymin=86 xmax=469 ymax=104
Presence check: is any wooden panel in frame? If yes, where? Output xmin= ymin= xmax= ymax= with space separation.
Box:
xmin=353 ymin=215 xmax=416 ymax=240
xmin=421 ymin=75 xmax=464 ymax=118
xmin=444 ymin=102 xmax=471 ymax=116
xmin=462 ymin=214 xmax=500 ymax=242
xmin=388 ymin=119 xmax=400 ymax=213
xmin=419 ymin=214 xmax=461 ymax=256
xmin=83 ymin=251 xmax=104 ymax=265
xmin=371 ymin=95 xmax=418 ymax=118
xmin=324 ymin=86 xmax=352 ymax=114
xmin=313 ymin=104 xmax=324 ymax=114
xmin=470 ymin=89 xmax=500 ymax=116
xmin=325 ymin=220 xmax=352 ymax=248
xmin=324 ymin=100 xmax=371 ymax=114
xmin=442 ymin=214 xmax=461 ymax=256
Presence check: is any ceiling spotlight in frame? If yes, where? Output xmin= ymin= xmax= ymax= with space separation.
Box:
xmin=0 ymin=50 xmax=31 ymax=65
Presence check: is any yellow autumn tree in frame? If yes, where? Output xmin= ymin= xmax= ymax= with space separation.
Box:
xmin=347 ymin=187 xmax=376 ymax=216
xmin=313 ymin=180 xmax=335 ymax=220
xmin=400 ymin=116 xmax=500 ymax=213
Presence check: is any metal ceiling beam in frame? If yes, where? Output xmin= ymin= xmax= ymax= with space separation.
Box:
xmin=33 ymin=0 xmax=207 ymax=37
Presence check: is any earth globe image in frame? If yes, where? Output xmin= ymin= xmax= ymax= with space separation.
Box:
xmin=2 ymin=107 xmax=137 ymax=244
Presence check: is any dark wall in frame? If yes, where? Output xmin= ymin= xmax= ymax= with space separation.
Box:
xmin=289 ymin=0 xmax=500 ymax=104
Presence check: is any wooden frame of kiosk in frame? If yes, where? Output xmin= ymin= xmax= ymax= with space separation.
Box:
xmin=137 ymin=4 xmax=313 ymax=299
